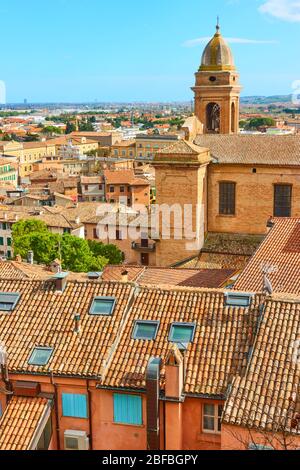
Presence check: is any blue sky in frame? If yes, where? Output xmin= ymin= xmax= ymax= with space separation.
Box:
xmin=1 ymin=0 xmax=300 ymax=102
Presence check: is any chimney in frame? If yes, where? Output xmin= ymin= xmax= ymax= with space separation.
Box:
xmin=74 ymin=313 xmax=81 ymax=334
xmin=53 ymin=271 xmax=69 ymax=292
xmin=165 ymin=345 xmax=184 ymax=400
xmin=146 ymin=357 xmax=162 ymax=451
xmin=121 ymin=270 xmax=129 ymax=283
xmin=15 ymin=254 xmax=22 ymax=263
xmin=27 ymin=250 xmax=34 ymax=265
xmin=75 ymin=216 xmax=80 ymax=225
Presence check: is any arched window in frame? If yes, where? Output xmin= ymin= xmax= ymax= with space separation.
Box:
xmin=231 ymin=102 xmax=236 ymax=133
xmin=206 ymin=103 xmax=220 ymax=133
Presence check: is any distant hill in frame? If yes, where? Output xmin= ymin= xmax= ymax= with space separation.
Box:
xmin=241 ymin=95 xmax=294 ymax=105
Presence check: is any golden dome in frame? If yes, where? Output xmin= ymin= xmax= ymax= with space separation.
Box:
xmin=200 ymin=24 xmax=235 ymax=72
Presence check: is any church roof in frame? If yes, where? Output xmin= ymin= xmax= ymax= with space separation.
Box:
xmin=200 ymin=24 xmax=235 ymax=72
xmin=194 ymin=134 xmax=300 ymax=166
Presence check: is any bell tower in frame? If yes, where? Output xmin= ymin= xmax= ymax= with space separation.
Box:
xmin=192 ymin=22 xmax=241 ymax=134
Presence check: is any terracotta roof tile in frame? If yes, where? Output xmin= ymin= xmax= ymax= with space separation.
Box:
xmin=194 ymin=134 xmax=300 ymax=166
xmin=0 ymin=396 xmax=50 ymax=450
xmin=102 ymin=286 xmax=261 ymax=395
xmin=235 ymin=218 xmax=300 ymax=295
xmin=223 ymin=297 xmax=300 ymax=434
xmin=0 ymin=279 xmax=134 ymax=377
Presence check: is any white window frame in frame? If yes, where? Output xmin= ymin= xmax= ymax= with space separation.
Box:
xmin=202 ymin=403 xmax=223 ymax=434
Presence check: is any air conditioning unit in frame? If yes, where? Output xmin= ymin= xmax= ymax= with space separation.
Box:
xmin=64 ymin=430 xmax=89 ymax=450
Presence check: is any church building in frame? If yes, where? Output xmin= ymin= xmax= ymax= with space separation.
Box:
xmin=153 ymin=23 xmax=300 ymax=267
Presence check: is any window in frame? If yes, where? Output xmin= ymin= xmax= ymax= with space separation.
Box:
xmin=28 ymin=347 xmax=53 ymax=366
xmin=219 ymin=182 xmax=236 ymax=215
xmin=62 ymin=393 xmax=88 ymax=419
xmin=37 ymin=416 xmax=52 ymax=450
xmin=203 ymin=403 xmax=223 ymax=433
xmin=89 ymin=296 xmax=116 ymax=316
xmin=113 ymin=394 xmax=142 ymax=426
xmin=116 ymin=229 xmax=122 ymax=241
xmin=0 ymin=237 xmax=3 ymax=245
xmin=248 ymin=443 xmax=273 ymax=451
xmin=120 ymin=186 xmax=125 ymax=193
xmin=0 ymin=292 xmax=20 ymax=312
xmin=109 ymin=185 xmax=115 ymax=193
xmin=169 ymin=323 xmax=196 ymax=344
xmin=225 ymin=292 xmax=253 ymax=308
xmin=133 ymin=321 xmax=159 ymax=340
xmin=274 ymin=184 xmax=292 ymax=217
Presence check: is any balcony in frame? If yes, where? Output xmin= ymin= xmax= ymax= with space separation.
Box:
xmin=132 ymin=239 xmax=156 ymax=252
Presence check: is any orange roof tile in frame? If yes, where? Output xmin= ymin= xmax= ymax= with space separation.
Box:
xmin=223 ymin=297 xmax=300 ymax=435
xmin=235 ymin=218 xmax=300 ymax=295
xmin=0 ymin=396 xmax=51 ymax=450
xmin=0 ymin=279 xmax=134 ymax=378
xmin=102 ymin=286 xmax=261 ymax=395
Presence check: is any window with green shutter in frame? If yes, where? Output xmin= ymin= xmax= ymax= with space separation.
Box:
xmin=62 ymin=393 xmax=88 ymax=419
xmin=113 ymin=394 xmax=142 ymax=425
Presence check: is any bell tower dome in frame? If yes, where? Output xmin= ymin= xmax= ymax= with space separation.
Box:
xmin=192 ymin=22 xmax=242 ymax=134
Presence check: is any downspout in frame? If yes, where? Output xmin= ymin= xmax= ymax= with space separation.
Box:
xmin=51 ymin=373 xmax=61 ymax=451
xmin=87 ymin=380 xmax=93 ymax=450
xmin=1 ymin=364 xmax=13 ymax=404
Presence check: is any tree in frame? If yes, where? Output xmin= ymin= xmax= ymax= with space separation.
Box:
xmin=23 ymin=133 xmax=40 ymax=142
xmin=42 ymin=126 xmax=62 ymax=135
xmin=12 ymin=220 xmax=110 ymax=273
xmin=12 ymin=219 xmax=48 ymax=238
xmin=245 ymin=117 xmax=276 ymax=130
xmin=88 ymin=240 xmax=124 ymax=265
xmin=60 ymin=234 xmax=108 ymax=272
xmin=65 ymin=121 xmax=76 ymax=134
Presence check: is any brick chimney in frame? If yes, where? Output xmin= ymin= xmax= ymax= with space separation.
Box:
xmin=164 ymin=345 xmax=184 ymax=450
xmin=165 ymin=345 xmax=184 ymax=399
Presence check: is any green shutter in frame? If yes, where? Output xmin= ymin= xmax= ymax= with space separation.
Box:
xmin=113 ymin=393 xmax=142 ymax=425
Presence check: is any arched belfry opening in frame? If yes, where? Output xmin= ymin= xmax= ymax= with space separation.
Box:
xmin=206 ymin=102 xmax=220 ymax=134
xmin=231 ymin=102 xmax=236 ymax=133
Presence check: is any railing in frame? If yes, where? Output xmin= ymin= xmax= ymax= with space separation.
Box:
xmin=131 ymin=240 xmax=156 ymax=252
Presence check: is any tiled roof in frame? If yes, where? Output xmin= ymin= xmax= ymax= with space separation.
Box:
xmin=194 ymin=134 xmax=300 ymax=166
xmin=102 ymin=265 xmax=144 ymax=282
xmin=0 ymin=396 xmax=51 ymax=450
xmin=223 ymin=297 xmax=300 ymax=434
xmin=0 ymin=279 xmax=134 ymax=377
xmin=80 ymin=176 xmax=103 ymax=184
xmin=140 ymin=267 xmax=235 ymax=287
xmin=156 ymin=140 xmax=204 ymax=155
xmin=104 ymin=169 xmax=149 ymax=186
xmin=235 ymin=218 xmax=300 ymax=295
xmin=102 ymin=286 xmax=261 ymax=395
xmin=101 ymin=265 xmax=236 ymax=288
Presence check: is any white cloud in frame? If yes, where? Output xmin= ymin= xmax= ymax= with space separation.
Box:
xmin=183 ymin=37 xmax=278 ymax=48
xmin=259 ymin=0 xmax=300 ymax=22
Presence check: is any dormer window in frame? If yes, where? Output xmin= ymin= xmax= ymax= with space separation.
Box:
xmin=28 ymin=347 xmax=53 ymax=366
xmin=133 ymin=321 xmax=159 ymax=341
xmin=169 ymin=323 xmax=196 ymax=345
xmin=0 ymin=292 xmax=20 ymax=312
xmin=89 ymin=297 xmax=116 ymax=316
